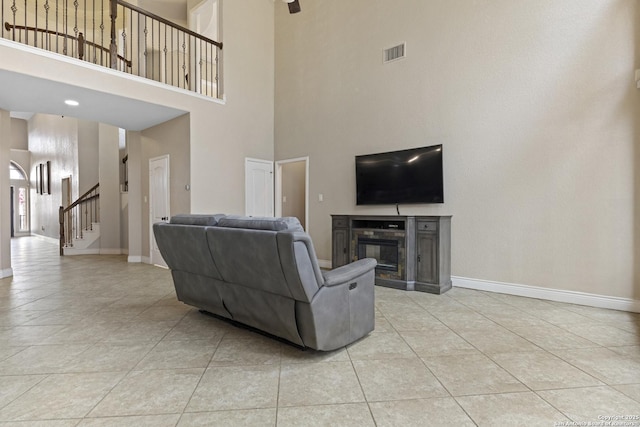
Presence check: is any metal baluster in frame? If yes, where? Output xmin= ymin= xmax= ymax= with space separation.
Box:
xmin=34 ymin=0 xmax=38 ymax=48
xmin=163 ymin=22 xmax=167 ymax=85
xmin=44 ymin=0 xmax=50 ymax=50
xmin=216 ymin=46 xmax=219 ymax=98
xmin=143 ymin=15 xmax=147 ymax=77
xmin=108 ymin=0 xmax=115 ymax=68
xmin=157 ymin=20 xmax=161 ymax=83
xmin=99 ymin=0 xmax=103 ymax=65
xmin=73 ymin=0 xmax=78 ymax=58
xmin=11 ymin=0 xmax=17 ymax=41
xmin=63 ymin=0 xmax=67 ymax=55
xmin=120 ymin=10 xmax=126 ymax=71
xmin=210 ymin=41 xmax=213 ymax=97
xmin=23 ymin=0 xmax=26 ymax=45
xmin=182 ymin=32 xmax=186 ymax=89
xmin=170 ymin=26 xmax=174 ymax=86
xmin=199 ymin=39 xmax=203 ymax=95
xmin=92 ymin=0 xmax=96 ymax=63
xmin=130 ymin=8 xmax=133 ymax=74
xmin=55 ymin=0 xmax=58 ymax=53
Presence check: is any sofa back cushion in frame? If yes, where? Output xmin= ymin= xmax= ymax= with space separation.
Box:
xmin=170 ymin=214 xmax=225 ymax=226
xmin=206 ymin=227 xmax=294 ymax=298
xmin=217 ymin=215 xmax=304 ymax=232
xmin=153 ymin=222 xmax=223 ymax=280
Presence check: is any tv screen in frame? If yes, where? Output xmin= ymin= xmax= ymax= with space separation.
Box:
xmin=356 ymin=145 xmax=444 ymax=205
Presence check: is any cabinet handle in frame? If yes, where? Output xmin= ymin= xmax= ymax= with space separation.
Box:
xmin=417 ymin=254 xmax=421 ymax=263
xmin=343 ymin=248 xmax=347 ymax=254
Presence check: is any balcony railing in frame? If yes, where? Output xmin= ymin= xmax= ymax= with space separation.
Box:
xmin=1 ymin=0 xmax=222 ymax=98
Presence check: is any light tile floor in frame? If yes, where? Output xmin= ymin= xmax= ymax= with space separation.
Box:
xmin=1 ymin=237 xmax=640 ymax=426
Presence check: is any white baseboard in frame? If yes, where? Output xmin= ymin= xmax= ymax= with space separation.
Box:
xmin=127 ymin=256 xmax=151 ymax=264
xmin=452 ymin=276 xmax=640 ymax=313
xmin=0 ymin=268 xmax=13 ymax=278
xmin=318 ymin=259 xmax=332 ymax=269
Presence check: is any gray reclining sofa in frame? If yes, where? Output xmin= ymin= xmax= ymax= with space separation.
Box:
xmin=153 ymin=214 xmax=377 ymax=351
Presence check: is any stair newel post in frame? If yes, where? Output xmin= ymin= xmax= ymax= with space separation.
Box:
xmin=109 ymin=0 xmax=117 ymax=69
xmin=59 ymin=206 xmax=64 ymax=256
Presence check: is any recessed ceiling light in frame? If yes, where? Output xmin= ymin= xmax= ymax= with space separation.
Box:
xmin=64 ymin=99 xmax=79 ymax=106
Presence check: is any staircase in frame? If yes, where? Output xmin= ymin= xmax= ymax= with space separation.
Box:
xmin=63 ymin=223 xmax=101 ymax=255
xmin=59 ymin=184 xmax=100 ymax=256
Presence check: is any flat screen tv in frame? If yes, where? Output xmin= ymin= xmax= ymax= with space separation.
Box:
xmin=356 ymin=144 xmax=444 ymax=205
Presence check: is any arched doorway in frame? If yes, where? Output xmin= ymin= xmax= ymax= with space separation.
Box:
xmin=10 ymin=162 xmax=30 ymax=237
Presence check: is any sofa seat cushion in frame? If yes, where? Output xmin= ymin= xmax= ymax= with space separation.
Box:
xmin=217 ymin=215 xmax=304 ymax=232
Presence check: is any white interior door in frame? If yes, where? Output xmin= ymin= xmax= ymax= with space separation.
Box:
xmin=245 ymin=158 xmax=274 ymax=217
xmin=150 ymin=155 xmax=170 ymax=267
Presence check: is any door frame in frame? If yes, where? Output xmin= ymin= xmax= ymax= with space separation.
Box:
xmin=275 ymin=156 xmax=309 ymax=232
xmin=149 ymin=154 xmax=170 ymax=268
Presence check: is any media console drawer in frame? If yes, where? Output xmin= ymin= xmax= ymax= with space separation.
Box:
xmin=417 ymin=221 xmax=437 ymax=232
xmin=332 ymin=218 xmax=348 ymax=228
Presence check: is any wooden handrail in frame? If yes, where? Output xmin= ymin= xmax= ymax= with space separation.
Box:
xmin=116 ymin=0 xmax=223 ymax=49
xmin=4 ymin=22 xmax=132 ymax=67
xmin=63 ymin=183 xmax=100 ymax=214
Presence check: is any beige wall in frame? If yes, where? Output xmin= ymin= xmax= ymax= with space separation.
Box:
xmin=274 ymin=0 xmax=640 ymax=300
xmin=0 ymin=110 xmax=12 ymax=276
xmin=28 ymin=114 xmax=80 ymax=239
xmin=77 ymin=120 xmax=100 ymax=194
xmin=98 ymin=124 xmax=121 ymax=253
xmin=189 ymin=0 xmax=275 ymax=215
xmin=140 ymin=113 xmax=191 ymax=257
xmin=10 ymin=118 xmax=27 ymax=150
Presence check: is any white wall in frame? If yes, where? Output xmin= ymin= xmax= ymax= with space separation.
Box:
xmin=274 ymin=0 xmax=640 ymax=300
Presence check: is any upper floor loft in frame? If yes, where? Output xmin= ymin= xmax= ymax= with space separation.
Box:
xmin=1 ymin=0 xmax=222 ymax=99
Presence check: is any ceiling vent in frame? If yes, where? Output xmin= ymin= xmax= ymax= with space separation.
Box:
xmin=383 ymin=42 xmax=406 ymax=64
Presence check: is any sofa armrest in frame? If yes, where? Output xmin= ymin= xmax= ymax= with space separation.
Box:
xmin=322 ymin=258 xmax=377 ymax=287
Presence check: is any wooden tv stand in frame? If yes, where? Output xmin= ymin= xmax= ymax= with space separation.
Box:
xmin=331 ymin=215 xmax=452 ymax=294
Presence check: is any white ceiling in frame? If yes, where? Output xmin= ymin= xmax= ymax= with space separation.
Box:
xmin=0 ymin=69 xmax=188 ymax=131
